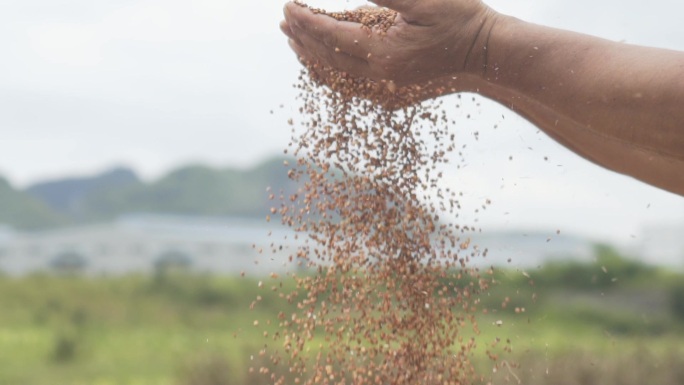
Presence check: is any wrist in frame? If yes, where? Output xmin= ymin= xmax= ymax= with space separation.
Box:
xmin=461 ymin=9 xmax=506 ymax=80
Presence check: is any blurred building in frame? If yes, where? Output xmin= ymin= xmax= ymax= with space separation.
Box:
xmin=0 ymin=215 xmax=297 ymax=276
xmin=2 ymin=215 xmax=681 ymax=276
xmin=638 ymin=223 xmax=684 ymax=268
xmin=471 ymin=230 xmax=595 ymax=268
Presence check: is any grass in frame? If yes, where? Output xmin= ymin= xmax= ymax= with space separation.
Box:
xmin=0 ymin=263 xmax=683 ymax=385
xmin=0 ymin=273 xmax=271 ymax=385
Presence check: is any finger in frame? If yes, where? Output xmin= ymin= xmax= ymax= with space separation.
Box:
xmin=281 ymin=20 xmax=307 ymax=54
xmin=288 ymin=39 xmax=313 ymax=67
xmin=280 ymin=20 xmax=296 ymax=41
xmin=289 ymin=22 xmax=366 ymax=60
xmin=284 ymin=2 xmax=375 ymax=60
xmin=288 ymin=37 xmax=374 ymax=80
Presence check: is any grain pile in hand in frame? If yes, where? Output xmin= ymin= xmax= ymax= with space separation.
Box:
xmin=253 ymin=4 xmax=506 ymax=385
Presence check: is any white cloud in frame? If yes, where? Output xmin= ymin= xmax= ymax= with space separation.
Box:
xmin=28 ymin=23 xmax=103 ymax=66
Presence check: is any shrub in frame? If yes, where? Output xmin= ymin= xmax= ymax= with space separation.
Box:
xmin=669 ymin=282 xmax=684 ymax=320
xmin=51 ymin=333 xmax=79 ymax=363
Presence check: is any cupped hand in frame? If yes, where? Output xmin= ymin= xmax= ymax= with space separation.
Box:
xmin=280 ymin=0 xmax=496 ymax=88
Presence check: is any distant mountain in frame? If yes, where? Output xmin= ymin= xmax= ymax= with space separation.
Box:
xmin=0 ymin=177 xmax=66 ymax=230
xmin=26 ymin=167 xmax=141 ymax=217
xmin=82 ymin=157 xmax=297 ymax=219
xmin=0 ymin=157 xmax=297 ymax=230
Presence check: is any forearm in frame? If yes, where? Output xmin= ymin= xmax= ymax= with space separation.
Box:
xmin=280 ymin=2 xmax=684 ymax=194
xmin=462 ymin=74 xmax=684 ymax=194
xmin=464 ymin=14 xmax=684 ymax=193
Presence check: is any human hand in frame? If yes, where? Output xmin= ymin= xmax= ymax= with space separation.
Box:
xmin=280 ymin=0 xmax=497 ymax=88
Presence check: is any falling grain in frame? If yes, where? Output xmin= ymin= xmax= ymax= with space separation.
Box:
xmin=257 ymin=4 xmax=505 ymax=385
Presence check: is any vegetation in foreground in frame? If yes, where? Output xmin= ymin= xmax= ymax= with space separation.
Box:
xmin=0 ymin=246 xmax=683 ymax=385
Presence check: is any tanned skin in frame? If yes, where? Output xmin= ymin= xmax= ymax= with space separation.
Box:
xmin=280 ymin=0 xmax=684 ymax=196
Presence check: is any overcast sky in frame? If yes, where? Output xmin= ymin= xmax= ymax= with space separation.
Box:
xmin=1 ymin=0 xmax=683 ymax=244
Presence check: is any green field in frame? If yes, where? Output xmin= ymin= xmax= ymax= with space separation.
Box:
xmin=1 ymin=246 xmax=683 ymax=385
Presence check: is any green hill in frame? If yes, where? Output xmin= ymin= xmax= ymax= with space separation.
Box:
xmin=0 ymin=177 xmax=67 ymax=230
xmin=0 ymin=157 xmax=297 ymax=230
xmin=84 ymin=157 xmax=296 ymax=219
xmin=26 ymin=167 xmax=140 ymax=217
